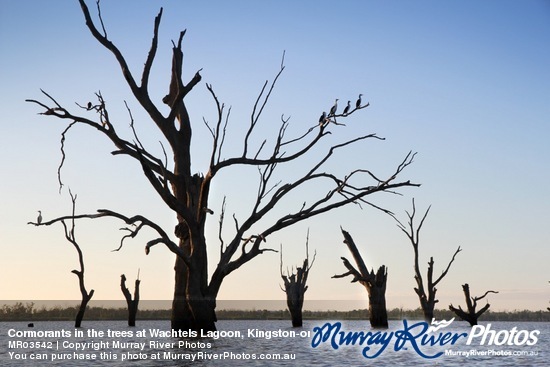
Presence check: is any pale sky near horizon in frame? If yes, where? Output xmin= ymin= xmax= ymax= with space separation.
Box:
xmin=0 ymin=1 xmax=549 ymax=312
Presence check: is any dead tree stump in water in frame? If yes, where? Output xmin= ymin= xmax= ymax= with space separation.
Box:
xmin=333 ymin=228 xmax=388 ymax=328
xmin=449 ymin=283 xmax=498 ymax=326
xmin=280 ymin=232 xmax=316 ymax=327
xmin=121 ymin=272 xmax=141 ymax=326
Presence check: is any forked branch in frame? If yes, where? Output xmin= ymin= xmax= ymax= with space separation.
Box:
xmin=449 ymin=283 xmax=499 ymax=326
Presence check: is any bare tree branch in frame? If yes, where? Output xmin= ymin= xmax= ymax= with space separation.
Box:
xmin=29 ymin=207 xmax=188 ymax=265
xmin=57 ymin=121 xmax=77 ymax=193
xmin=432 ymin=246 xmax=462 ymax=287
xmin=125 ymin=100 xmax=145 ymax=152
xmin=332 ymin=257 xmax=365 ymax=283
xmin=140 ymin=7 xmax=162 ymax=93
xmin=474 ymin=289 xmax=499 ymax=302
xmin=244 ymin=52 xmax=286 ymax=158
xmin=26 ymin=91 xmax=170 ymax=183
xmin=209 ymin=149 xmax=418 ymax=294
xmin=78 ymin=0 xmax=168 ymax=132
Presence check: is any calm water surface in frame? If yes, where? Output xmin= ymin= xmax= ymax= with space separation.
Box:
xmin=0 ymin=320 xmax=547 ymax=366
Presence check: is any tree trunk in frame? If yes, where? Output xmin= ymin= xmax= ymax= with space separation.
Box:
xmin=171 ymin=221 xmax=217 ymax=332
xmin=74 ymin=295 xmax=92 ymax=328
xmin=421 ymin=305 xmax=434 ymax=322
xmin=367 ymin=266 xmax=388 ymax=328
xmin=289 ymin=305 xmax=303 ymax=327
xmin=280 ymin=238 xmax=314 ymax=328
xmin=120 ymin=274 xmax=140 ymax=327
xmin=171 ymin=255 xmax=194 ymax=330
xmin=416 ymin=290 xmax=435 ymax=322
xmin=285 ymin=281 xmax=305 ymax=327
xmin=333 ymin=229 xmax=389 ymax=329
xmin=171 ymin=261 xmax=217 ymax=331
xmin=175 ymin=272 xmax=217 ymax=331
xmin=128 ymin=278 xmax=140 ymax=327
xmin=127 ymin=305 xmax=138 ymax=327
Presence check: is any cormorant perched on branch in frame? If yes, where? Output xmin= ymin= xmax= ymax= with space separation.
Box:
xmin=37 ymin=211 xmax=42 ymax=225
xmin=318 ymin=111 xmax=327 ymax=125
xmin=329 ymin=99 xmax=338 ymax=116
xmin=356 ymin=94 xmax=363 ymax=109
xmin=343 ymin=100 xmax=351 ymax=115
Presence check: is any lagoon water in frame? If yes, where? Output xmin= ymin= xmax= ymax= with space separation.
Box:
xmin=0 ymin=319 xmax=547 ymax=366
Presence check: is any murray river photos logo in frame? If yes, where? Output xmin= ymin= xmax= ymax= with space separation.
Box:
xmin=310 ymin=318 xmax=540 ymax=359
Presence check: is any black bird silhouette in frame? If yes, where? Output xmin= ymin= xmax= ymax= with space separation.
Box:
xmin=329 ymin=99 xmax=339 ymax=116
xmin=356 ymin=94 xmax=363 ymax=109
xmin=319 ymin=111 xmax=327 ymax=124
xmin=343 ymin=100 xmax=351 ymax=115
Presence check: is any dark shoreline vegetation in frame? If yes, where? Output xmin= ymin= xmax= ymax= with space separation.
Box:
xmin=1 ymin=302 xmax=549 ymax=322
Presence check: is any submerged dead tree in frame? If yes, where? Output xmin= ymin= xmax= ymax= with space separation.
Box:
xmin=27 ymin=0 xmax=418 ymax=332
xmin=280 ymin=231 xmax=316 ymax=327
xmin=449 ymin=284 xmax=498 ymax=326
xmin=394 ymin=200 xmax=461 ymax=321
xmin=120 ymin=272 xmax=141 ymax=327
xmin=333 ymin=228 xmax=388 ymax=328
xmin=29 ymin=192 xmax=94 ymax=328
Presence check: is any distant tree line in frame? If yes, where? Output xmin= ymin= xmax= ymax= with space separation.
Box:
xmin=0 ymin=303 xmax=168 ymax=321
xmin=2 ymin=303 xmax=548 ymax=322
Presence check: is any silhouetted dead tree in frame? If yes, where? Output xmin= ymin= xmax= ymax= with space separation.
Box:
xmin=280 ymin=231 xmax=316 ymax=327
xmin=333 ymin=228 xmax=388 ymax=328
xmin=394 ymin=200 xmax=461 ymax=322
xmin=449 ymin=283 xmax=498 ymax=326
xmin=28 ymin=192 xmax=94 ymax=328
xmin=120 ymin=272 xmax=141 ymax=327
xmin=26 ymin=0 xmax=419 ymax=332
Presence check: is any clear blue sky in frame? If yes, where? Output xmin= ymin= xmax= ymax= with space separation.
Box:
xmin=0 ymin=0 xmax=549 ymax=311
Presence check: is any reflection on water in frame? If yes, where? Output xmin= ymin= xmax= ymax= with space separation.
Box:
xmin=0 ymin=319 xmax=547 ymax=366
